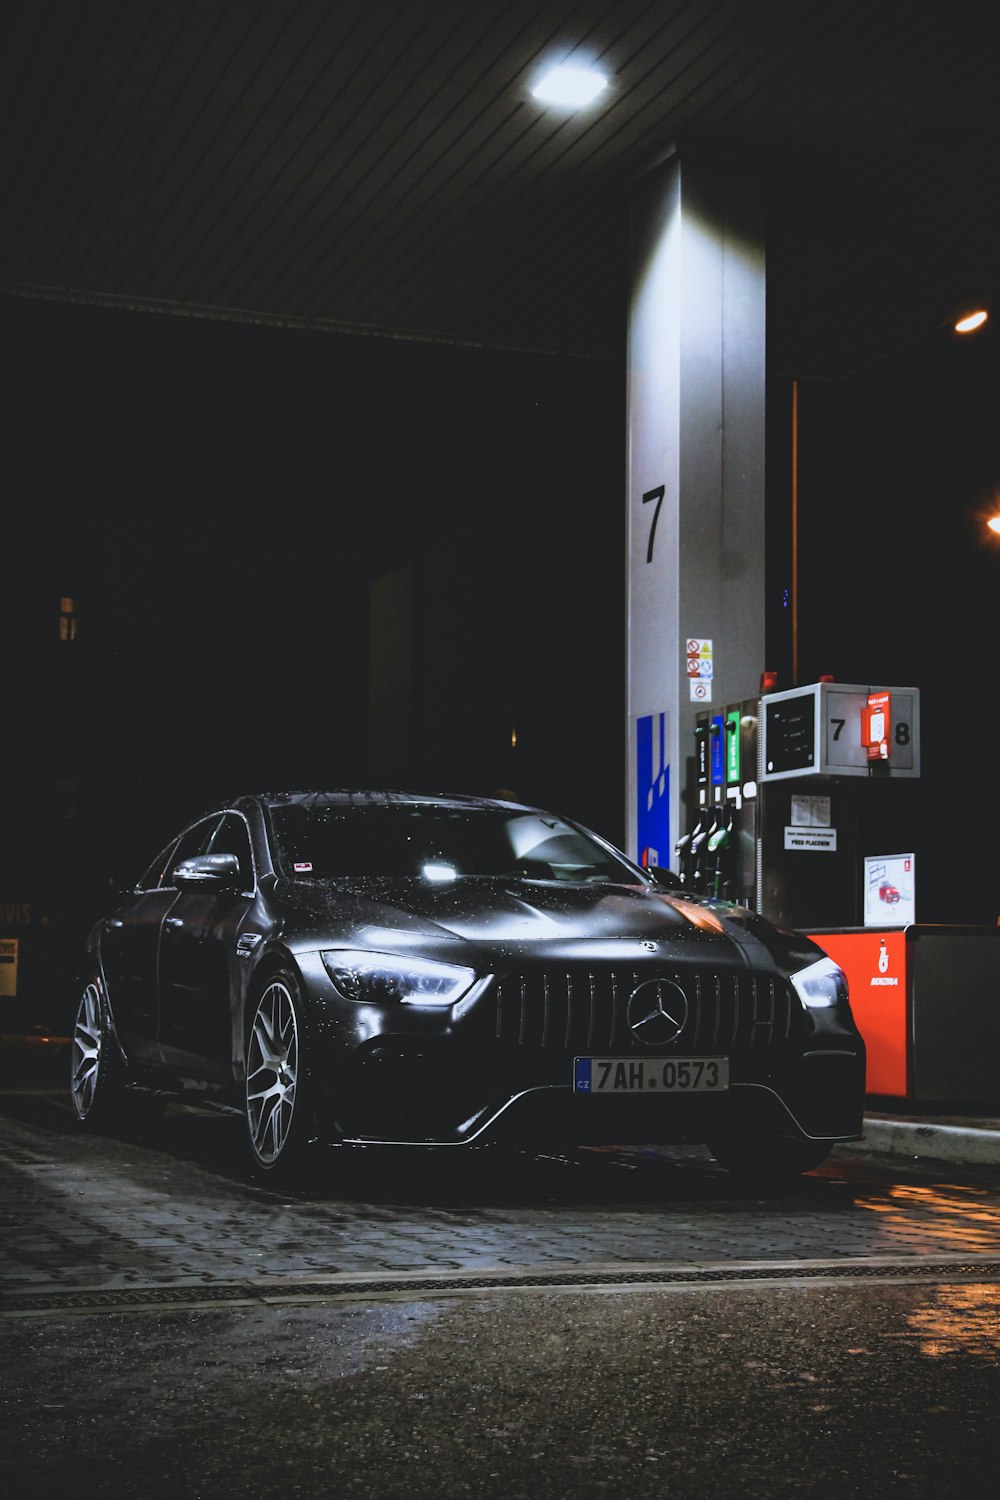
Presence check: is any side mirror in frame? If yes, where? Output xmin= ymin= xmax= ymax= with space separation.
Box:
xmin=646 ymin=864 xmax=683 ymax=890
xmin=173 ymin=852 xmax=243 ymax=891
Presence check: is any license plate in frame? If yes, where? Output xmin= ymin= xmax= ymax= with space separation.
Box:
xmin=574 ymin=1056 xmax=729 ymax=1093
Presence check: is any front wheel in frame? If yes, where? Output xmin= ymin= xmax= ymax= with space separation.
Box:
xmin=708 ymin=1133 xmax=833 ymax=1182
xmin=244 ymin=969 xmax=312 ymax=1184
xmin=70 ymin=977 xmax=124 ymax=1129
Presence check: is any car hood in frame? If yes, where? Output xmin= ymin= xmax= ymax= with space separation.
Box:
xmin=277 ymin=876 xmax=804 ymax=972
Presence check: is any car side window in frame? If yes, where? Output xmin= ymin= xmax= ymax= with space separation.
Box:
xmin=206 ymin=813 xmax=254 ymax=889
xmin=166 ymin=817 xmax=223 ymax=886
xmin=135 ymin=838 xmax=178 ymax=891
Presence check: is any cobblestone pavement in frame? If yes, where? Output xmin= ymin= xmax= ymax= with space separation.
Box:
xmin=4 ymin=1086 xmax=1000 ymax=1306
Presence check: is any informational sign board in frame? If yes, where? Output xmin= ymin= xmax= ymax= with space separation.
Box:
xmin=634 ymin=711 xmax=671 ymax=869
xmin=784 ymin=826 xmax=837 ymax=852
xmin=790 ymin=794 xmax=831 ymax=827
xmin=686 ymin=638 xmax=714 ymax=702
xmin=784 ymin=790 xmax=836 ymax=850
xmin=862 ymin=690 xmax=892 ymax=762
xmin=864 ymin=853 xmax=916 ymax=927
xmin=0 ymin=938 xmax=18 ymax=998
xmin=761 ymin=682 xmax=920 ymax=781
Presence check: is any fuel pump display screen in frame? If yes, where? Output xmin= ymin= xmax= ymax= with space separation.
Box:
xmin=763 ymin=693 xmax=816 ymax=775
xmin=760 ymin=681 xmax=920 ymax=780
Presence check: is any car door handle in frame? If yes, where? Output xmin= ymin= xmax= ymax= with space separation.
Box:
xmin=164 ymin=916 xmax=183 ymax=928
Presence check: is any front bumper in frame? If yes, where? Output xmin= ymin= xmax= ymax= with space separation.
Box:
xmin=296 ymin=951 xmax=865 ymax=1150
xmin=315 ymin=1040 xmax=866 ymax=1149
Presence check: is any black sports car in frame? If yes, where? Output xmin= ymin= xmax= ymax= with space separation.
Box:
xmin=70 ymin=789 xmax=866 ymax=1183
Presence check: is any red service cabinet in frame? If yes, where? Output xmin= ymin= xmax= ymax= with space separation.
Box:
xmin=808 ymin=925 xmax=1000 ymax=1105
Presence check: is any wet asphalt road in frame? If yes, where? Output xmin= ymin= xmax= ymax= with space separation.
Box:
xmin=3 ymin=1080 xmax=1000 ymax=1497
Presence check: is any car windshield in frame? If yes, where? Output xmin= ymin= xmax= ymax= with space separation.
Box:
xmin=268 ymin=802 xmax=642 ymax=885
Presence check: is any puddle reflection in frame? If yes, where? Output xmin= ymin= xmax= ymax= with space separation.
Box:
xmin=908 ymin=1283 xmax=1000 ymax=1356
xmin=857 ymin=1181 xmax=1000 ymax=1252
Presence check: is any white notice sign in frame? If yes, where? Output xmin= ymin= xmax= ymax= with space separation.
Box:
xmin=790 ymin=794 xmax=831 ymax=828
xmin=784 ymin=827 xmax=837 ymax=852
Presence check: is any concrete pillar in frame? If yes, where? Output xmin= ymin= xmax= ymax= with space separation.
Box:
xmin=625 ymin=148 xmax=767 ymax=867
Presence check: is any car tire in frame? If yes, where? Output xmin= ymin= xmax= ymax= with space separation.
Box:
xmin=244 ymin=967 xmax=312 ymax=1184
xmin=708 ymin=1133 xmax=834 ymax=1181
xmin=69 ymin=975 xmax=128 ymax=1130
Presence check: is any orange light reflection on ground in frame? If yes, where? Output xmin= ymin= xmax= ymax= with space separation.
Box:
xmin=856 ymin=1182 xmax=1000 ymax=1253
xmin=907 ymin=1284 xmax=1000 ymax=1357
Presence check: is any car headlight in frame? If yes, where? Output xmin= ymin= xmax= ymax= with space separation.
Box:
xmin=790 ymin=955 xmax=849 ymax=1010
xmin=320 ymin=950 xmax=477 ymax=1007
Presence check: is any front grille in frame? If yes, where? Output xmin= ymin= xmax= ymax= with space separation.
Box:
xmin=492 ymin=966 xmax=803 ymax=1055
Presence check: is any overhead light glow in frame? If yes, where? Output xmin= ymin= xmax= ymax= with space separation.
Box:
xmin=955 ymin=309 xmax=988 ymax=333
xmin=988 ymin=516 xmax=1000 ymax=535
xmin=531 ymin=63 xmax=608 ymax=108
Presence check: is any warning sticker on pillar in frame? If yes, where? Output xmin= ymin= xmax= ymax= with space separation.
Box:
xmin=686 ymin=638 xmax=713 ymax=701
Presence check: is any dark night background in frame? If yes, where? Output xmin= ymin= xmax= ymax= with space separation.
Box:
xmin=2 ymin=287 xmax=998 ymax=1010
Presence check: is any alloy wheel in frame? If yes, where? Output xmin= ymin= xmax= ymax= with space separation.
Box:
xmin=70 ymin=981 xmax=103 ymax=1121
xmin=246 ymin=979 xmax=299 ymax=1166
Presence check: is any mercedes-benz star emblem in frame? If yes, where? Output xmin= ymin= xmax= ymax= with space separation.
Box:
xmin=627 ymin=979 xmax=687 ymax=1046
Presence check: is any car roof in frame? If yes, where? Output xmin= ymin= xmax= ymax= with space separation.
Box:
xmin=248 ymin=789 xmax=533 ymax=813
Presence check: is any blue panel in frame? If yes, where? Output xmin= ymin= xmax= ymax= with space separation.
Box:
xmin=636 ymin=712 xmax=670 ymax=869
xmin=710 ymin=712 xmax=725 ymax=786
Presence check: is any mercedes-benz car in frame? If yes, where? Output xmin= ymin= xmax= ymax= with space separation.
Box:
xmin=69 ymin=789 xmax=866 ymax=1184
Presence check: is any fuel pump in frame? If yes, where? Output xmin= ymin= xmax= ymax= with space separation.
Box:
xmin=690 ymin=713 xmax=724 ymax=893
xmin=677 ymin=680 xmax=921 ymax=922
xmin=674 ymin=714 xmax=711 ymax=887
xmin=757 ymin=679 xmax=921 ymax=928
xmin=675 ymin=696 xmax=761 ymax=906
xmin=707 ymin=798 xmax=737 ymax=898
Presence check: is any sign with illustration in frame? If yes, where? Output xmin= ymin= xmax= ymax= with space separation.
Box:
xmin=864 ymin=853 xmax=916 ymax=926
xmin=687 ymin=638 xmax=713 ymax=702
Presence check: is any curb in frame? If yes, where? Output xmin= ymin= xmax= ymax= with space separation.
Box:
xmin=847 ymin=1116 xmax=1000 ymax=1167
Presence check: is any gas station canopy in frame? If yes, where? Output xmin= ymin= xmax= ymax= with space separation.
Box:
xmin=1 ymin=0 xmax=997 ymax=381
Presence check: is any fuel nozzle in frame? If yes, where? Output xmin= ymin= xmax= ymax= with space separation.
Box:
xmin=689 ymin=805 xmax=718 ymax=893
xmin=707 ymin=801 xmax=737 ymax=898
xmin=675 ymin=806 xmax=707 ymax=886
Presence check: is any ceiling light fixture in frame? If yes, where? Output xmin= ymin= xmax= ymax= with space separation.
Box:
xmin=955 ymin=309 xmax=988 ymax=333
xmin=531 ymin=63 xmax=608 ymax=108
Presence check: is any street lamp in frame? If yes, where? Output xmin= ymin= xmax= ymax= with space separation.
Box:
xmin=955 ymin=309 xmax=989 ymax=333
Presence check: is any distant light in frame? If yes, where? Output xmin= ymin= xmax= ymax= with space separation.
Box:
xmin=955 ymin=309 xmax=988 ymax=333
xmin=58 ymin=595 xmax=78 ymax=643
xmin=988 ymin=516 xmax=1000 ymax=535
xmin=422 ymin=862 xmax=457 ymax=883
xmin=531 ymin=63 xmax=608 ymax=108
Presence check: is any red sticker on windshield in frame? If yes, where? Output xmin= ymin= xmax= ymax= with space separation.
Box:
xmin=293 ymin=862 xmax=313 ymax=873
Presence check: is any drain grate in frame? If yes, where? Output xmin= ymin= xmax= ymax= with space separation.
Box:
xmin=5 ymin=1258 xmax=1000 ymax=1317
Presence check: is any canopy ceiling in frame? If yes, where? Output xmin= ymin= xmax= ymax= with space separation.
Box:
xmin=2 ymin=0 xmax=997 ymax=379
